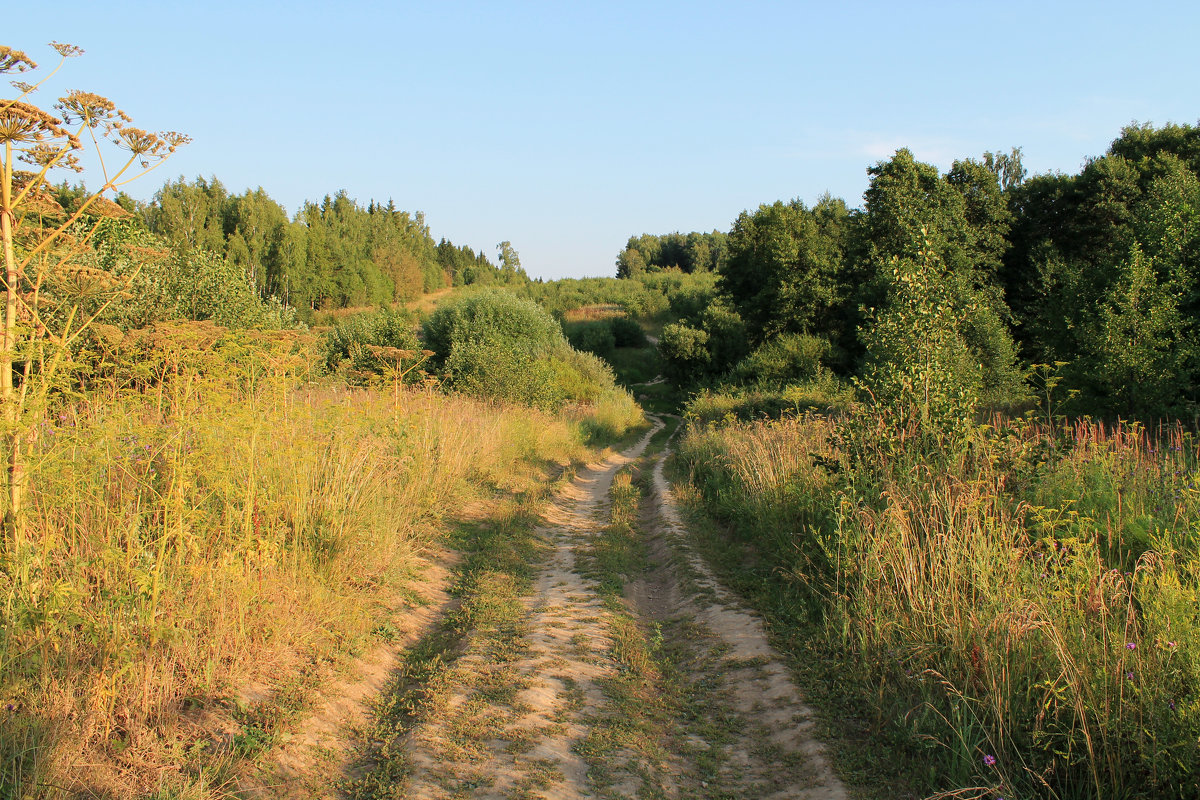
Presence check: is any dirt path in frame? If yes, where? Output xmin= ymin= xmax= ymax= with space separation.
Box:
xmin=364 ymin=418 xmax=848 ymax=799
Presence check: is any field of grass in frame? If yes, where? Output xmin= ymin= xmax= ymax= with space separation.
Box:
xmin=674 ymin=411 xmax=1200 ymax=799
xmin=0 ymin=330 xmax=623 ymax=798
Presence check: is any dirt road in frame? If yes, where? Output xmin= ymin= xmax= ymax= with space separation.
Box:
xmin=380 ymin=418 xmax=848 ymax=799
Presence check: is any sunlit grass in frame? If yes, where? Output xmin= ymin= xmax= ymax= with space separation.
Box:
xmin=676 ymin=412 xmax=1200 ymax=799
xmin=0 ymin=356 xmax=592 ymax=797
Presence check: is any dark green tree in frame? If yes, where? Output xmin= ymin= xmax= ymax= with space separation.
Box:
xmin=861 ymin=149 xmax=1023 ymax=403
xmin=719 ymin=195 xmax=850 ymax=346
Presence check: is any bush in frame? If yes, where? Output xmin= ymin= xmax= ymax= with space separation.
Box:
xmin=564 ymin=320 xmax=617 ymax=358
xmin=423 ymin=289 xmax=566 ymax=363
xmin=735 ymin=334 xmax=832 ymax=387
xmin=321 ymin=308 xmax=422 ymax=377
xmin=92 ymin=219 xmax=297 ymax=331
xmin=856 ymin=252 xmax=980 ymax=451
xmin=658 ymin=323 xmax=711 ymax=386
xmin=445 ymin=339 xmax=567 ymax=408
xmin=609 ymin=316 xmax=648 ymax=348
xmin=423 ymin=289 xmax=617 ymax=410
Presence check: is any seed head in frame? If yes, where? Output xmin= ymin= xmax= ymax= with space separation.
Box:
xmin=20 ymin=142 xmax=83 ymax=172
xmin=160 ymin=130 xmax=191 ymax=153
xmin=115 ymin=126 xmax=188 ymax=159
xmin=48 ymin=42 xmax=84 ymax=59
xmin=0 ymin=47 xmax=37 ymax=74
xmin=57 ymin=90 xmax=116 ymax=125
xmin=0 ymin=99 xmax=72 ymax=145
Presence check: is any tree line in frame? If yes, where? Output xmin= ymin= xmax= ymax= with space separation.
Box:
xmin=615 ymin=230 xmax=728 ymax=277
xmin=78 ymin=176 xmax=526 ymax=317
xmin=640 ymin=122 xmax=1200 ymax=421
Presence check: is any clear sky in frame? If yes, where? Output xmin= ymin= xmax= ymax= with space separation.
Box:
xmin=10 ymin=1 xmax=1200 ymax=280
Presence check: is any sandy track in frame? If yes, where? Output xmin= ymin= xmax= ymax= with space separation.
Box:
xmin=384 ymin=418 xmax=847 ymax=799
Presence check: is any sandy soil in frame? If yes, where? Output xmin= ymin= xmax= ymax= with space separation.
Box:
xmin=381 ymin=418 xmax=849 ymax=799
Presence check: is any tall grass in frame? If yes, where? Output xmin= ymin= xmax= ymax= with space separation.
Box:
xmin=0 ymin=338 xmax=590 ymax=798
xmin=676 ymin=413 xmax=1200 ymax=799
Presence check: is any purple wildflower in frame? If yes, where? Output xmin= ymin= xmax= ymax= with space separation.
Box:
xmin=1126 ymin=642 xmax=1136 ymax=650
xmin=984 ymin=754 xmax=997 ymax=767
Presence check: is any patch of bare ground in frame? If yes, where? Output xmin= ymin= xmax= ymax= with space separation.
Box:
xmin=232 ymin=554 xmax=459 ymax=798
xmin=393 ymin=428 xmax=661 ymax=799
xmin=343 ymin=414 xmax=849 ymax=799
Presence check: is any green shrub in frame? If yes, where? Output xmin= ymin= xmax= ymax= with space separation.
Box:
xmin=856 ymin=250 xmax=980 ymax=451
xmin=423 ymin=289 xmax=617 ymax=410
xmin=91 ymin=219 xmax=296 ymax=331
xmin=658 ymin=322 xmax=710 ymax=386
xmin=423 ymin=289 xmax=566 ymax=363
xmin=735 ymin=333 xmax=832 ymax=387
xmin=564 ymin=320 xmax=617 ymax=358
xmin=321 ymin=308 xmax=421 ymax=376
xmin=445 ymin=338 xmax=566 ymax=408
xmin=609 ymin=316 xmax=648 ymax=348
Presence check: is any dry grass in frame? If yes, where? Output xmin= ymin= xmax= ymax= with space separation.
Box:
xmin=562 ymin=304 xmax=625 ymax=323
xmin=0 ymin=349 xmax=589 ymax=798
xmin=676 ymin=412 xmax=1200 ymax=799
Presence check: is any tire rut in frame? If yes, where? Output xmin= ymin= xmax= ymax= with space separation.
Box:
xmin=389 ymin=417 xmax=848 ymax=799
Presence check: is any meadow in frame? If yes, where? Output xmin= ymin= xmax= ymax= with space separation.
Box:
xmin=675 ymin=408 xmax=1200 ymax=799
xmin=0 ymin=324 xmax=644 ymax=798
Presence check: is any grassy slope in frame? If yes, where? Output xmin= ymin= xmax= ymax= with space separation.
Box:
xmin=673 ymin=413 xmax=1200 ymax=800
xmin=0 ymin=330 xmax=632 ymax=798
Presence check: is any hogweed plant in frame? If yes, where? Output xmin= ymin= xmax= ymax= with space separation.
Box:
xmin=0 ymin=41 xmax=187 ymax=538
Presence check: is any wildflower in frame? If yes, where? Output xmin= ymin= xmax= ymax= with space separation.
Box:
xmin=1126 ymin=642 xmax=1136 ymax=650
xmin=1126 ymin=672 xmax=1134 ymax=680
xmin=984 ymin=754 xmax=997 ymax=767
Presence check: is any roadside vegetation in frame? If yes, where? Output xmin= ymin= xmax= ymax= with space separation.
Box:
xmin=656 ymin=129 xmax=1200 ymax=797
xmin=615 ymin=123 xmax=1200 ymax=798
xmin=5 ymin=33 xmax=1199 ymax=800
xmin=0 ymin=42 xmax=646 ymax=798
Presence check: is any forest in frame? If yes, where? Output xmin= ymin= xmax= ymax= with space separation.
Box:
xmin=2 ymin=39 xmax=1199 ymax=800
xmin=618 ymin=131 xmax=1199 ymax=422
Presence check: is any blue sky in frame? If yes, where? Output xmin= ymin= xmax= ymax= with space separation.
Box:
xmin=10 ymin=1 xmax=1200 ymax=279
